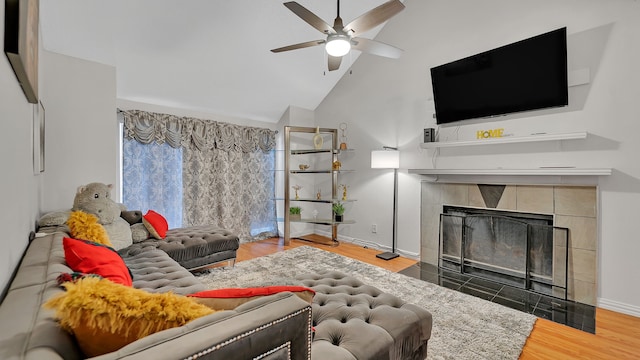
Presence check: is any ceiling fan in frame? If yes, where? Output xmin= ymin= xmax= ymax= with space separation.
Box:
xmin=271 ymin=0 xmax=405 ymax=71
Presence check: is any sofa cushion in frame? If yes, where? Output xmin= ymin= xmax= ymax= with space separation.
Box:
xmin=63 ymin=237 xmax=133 ymax=286
xmin=66 ymin=210 xmax=113 ymax=246
xmin=121 ymin=248 xmax=205 ymax=295
xmin=121 ymin=210 xmax=143 ymax=225
xmin=0 ymin=232 xmax=82 ymax=360
xmin=38 ymin=210 xmax=71 ymax=227
xmin=44 ymin=276 xmax=217 ymax=357
xmin=189 ymin=285 xmax=315 ymax=310
xmin=143 ymin=210 xmax=169 ymax=239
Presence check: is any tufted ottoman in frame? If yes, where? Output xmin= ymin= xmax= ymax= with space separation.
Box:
xmin=121 ymin=225 xmax=240 ymax=271
xmin=296 ymin=270 xmax=432 ymax=360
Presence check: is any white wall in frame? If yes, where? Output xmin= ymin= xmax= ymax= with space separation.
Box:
xmin=315 ymin=0 xmax=640 ymax=315
xmin=0 ymin=2 xmax=41 ymax=293
xmin=1 ymin=47 xmax=118 ymax=293
xmin=41 ymin=51 xmax=118 ymax=212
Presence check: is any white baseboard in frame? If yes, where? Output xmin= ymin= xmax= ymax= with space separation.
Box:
xmin=313 ymin=230 xmax=420 ymax=260
xmin=598 ymin=297 xmax=640 ymax=318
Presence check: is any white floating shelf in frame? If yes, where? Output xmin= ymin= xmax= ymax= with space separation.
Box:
xmin=408 ymin=168 xmax=612 ymax=176
xmin=420 ymin=131 xmax=588 ymax=149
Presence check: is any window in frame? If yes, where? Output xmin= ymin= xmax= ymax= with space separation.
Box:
xmin=122 ymin=139 xmax=183 ymax=228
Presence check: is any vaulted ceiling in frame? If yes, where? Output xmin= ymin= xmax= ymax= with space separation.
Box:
xmin=40 ymin=0 xmax=404 ymax=122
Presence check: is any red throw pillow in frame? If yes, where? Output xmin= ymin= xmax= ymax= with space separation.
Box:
xmin=188 ymin=286 xmax=315 ymax=310
xmin=63 ymin=237 xmax=133 ymax=286
xmin=142 ymin=210 xmax=169 ymax=239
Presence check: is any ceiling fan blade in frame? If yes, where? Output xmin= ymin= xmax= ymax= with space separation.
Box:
xmin=343 ymin=0 xmax=405 ymax=35
xmin=328 ymin=55 xmax=342 ymax=71
xmin=283 ymin=2 xmax=336 ymax=34
xmin=351 ymin=37 xmax=403 ymax=58
xmin=271 ymin=40 xmax=325 ymax=53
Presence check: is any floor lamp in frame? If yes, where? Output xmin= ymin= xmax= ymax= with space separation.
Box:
xmin=371 ymin=147 xmax=400 ymax=260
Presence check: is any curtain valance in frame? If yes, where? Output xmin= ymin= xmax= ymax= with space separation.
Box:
xmin=122 ymin=110 xmax=276 ymax=152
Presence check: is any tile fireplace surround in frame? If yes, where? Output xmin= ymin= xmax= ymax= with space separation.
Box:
xmin=420 ymin=182 xmax=597 ymax=306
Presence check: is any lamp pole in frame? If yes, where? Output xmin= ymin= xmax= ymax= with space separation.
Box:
xmin=391 ymin=167 xmax=398 ymax=255
xmin=374 ymin=146 xmax=400 ymax=261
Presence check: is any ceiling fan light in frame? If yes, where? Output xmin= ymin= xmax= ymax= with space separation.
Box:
xmin=325 ymin=36 xmax=351 ymax=57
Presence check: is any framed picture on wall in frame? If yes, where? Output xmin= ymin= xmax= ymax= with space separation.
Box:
xmin=33 ymin=101 xmax=44 ymax=174
xmin=4 ymin=0 xmax=39 ymax=104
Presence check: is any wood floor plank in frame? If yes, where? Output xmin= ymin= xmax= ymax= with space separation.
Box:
xmin=239 ymin=238 xmax=640 ymax=360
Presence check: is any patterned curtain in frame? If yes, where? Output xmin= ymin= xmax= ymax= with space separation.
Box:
xmin=182 ymin=147 xmax=276 ymax=240
xmin=122 ymin=110 xmax=277 ymax=242
xmin=122 ymin=140 xmax=183 ymax=229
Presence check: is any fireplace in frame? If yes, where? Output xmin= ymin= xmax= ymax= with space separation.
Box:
xmin=421 ymin=182 xmax=597 ymax=305
xmin=439 ymin=206 xmax=569 ymax=299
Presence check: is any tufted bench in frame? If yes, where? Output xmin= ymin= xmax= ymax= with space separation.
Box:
xmin=122 ymin=225 xmax=240 ymax=271
xmin=296 ymin=270 xmax=432 ymax=360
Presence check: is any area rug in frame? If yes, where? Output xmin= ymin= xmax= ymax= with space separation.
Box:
xmin=197 ymin=246 xmax=536 ymax=360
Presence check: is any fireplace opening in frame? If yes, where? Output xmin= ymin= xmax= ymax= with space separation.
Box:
xmin=439 ymin=206 xmax=568 ymax=299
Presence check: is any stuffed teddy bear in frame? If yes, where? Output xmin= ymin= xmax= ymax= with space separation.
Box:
xmin=71 ymin=182 xmax=133 ymax=250
xmin=38 ymin=182 xmax=152 ymax=246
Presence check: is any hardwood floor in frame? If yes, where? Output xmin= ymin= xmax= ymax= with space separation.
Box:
xmin=239 ymin=237 xmax=640 ymax=360
xmin=520 ymin=309 xmax=640 ymax=359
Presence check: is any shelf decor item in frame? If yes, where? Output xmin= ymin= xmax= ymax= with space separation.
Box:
xmin=289 ymin=206 xmax=301 ymax=221
xmin=339 ymin=123 xmax=348 ymax=150
xmin=313 ymin=127 xmax=324 ymax=149
xmin=371 ymin=146 xmax=400 ymax=260
xmin=292 ymin=184 xmax=302 ymax=200
xmin=332 ymin=202 xmax=345 ymax=222
xmin=340 ymin=184 xmax=348 ymax=201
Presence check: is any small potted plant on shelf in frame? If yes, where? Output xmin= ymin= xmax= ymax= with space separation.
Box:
xmin=332 ymin=202 xmax=345 ymax=222
xmin=289 ymin=206 xmax=302 ymax=221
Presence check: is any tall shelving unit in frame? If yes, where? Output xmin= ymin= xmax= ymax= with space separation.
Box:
xmin=283 ymin=126 xmax=355 ymax=246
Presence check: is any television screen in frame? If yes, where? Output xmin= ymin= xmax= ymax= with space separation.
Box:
xmin=431 ymin=28 xmax=568 ymax=125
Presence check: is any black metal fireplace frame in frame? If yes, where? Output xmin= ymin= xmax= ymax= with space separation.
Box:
xmin=438 ymin=208 xmax=569 ymax=300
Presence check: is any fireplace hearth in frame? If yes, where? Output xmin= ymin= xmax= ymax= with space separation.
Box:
xmin=439 ymin=206 xmax=568 ymax=299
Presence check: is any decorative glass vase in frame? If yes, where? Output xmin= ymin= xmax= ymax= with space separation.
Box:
xmin=313 ymin=127 xmax=323 ymax=150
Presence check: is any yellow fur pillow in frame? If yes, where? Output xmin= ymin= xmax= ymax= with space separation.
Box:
xmin=66 ymin=210 xmax=112 ymax=247
xmin=44 ymin=277 xmax=217 ymax=357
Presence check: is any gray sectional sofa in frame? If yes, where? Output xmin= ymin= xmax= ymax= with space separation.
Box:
xmin=0 ymin=227 xmax=432 ymax=360
xmin=0 ymin=230 xmax=312 ymax=360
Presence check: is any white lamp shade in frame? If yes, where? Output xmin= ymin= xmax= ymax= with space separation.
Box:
xmin=325 ymin=37 xmax=351 ymax=57
xmin=371 ymin=150 xmax=400 ymax=169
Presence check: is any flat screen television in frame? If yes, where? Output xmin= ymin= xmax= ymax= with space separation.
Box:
xmin=431 ymin=27 xmax=568 ymax=125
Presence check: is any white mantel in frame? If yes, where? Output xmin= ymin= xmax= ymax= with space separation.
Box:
xmin=419 ymin=131 xmax=589 ymax=149
xmin=408 ymin=168 xmax=612 ymax=176
xmin=410 ymin=131 xmax=612 ymax=184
